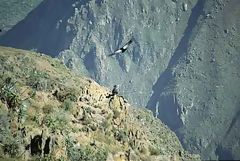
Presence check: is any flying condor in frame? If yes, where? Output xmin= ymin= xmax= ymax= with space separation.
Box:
xmin=108 ymin=39 xmax=133 ymax=56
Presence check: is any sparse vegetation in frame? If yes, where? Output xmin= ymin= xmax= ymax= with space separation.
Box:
xmin=52 ymin=88 xmax=78 ymax=102
xmin=88 ymin=124 xmax=97 ymax=131
xmin=0 ymin=77 xmax=21 ymax=111
xmin=2 ymin=140 xmax=20 ymax=158
xmin=100 ymin=119 xmax=110 ymax=132
xmin=113 ymin=109 xmax=121 ymax=119
xmin=42 ymin=104 xmax=54 ymax=114
xmin=0 ymin=107 xmax=21 ymax=158
xmin=26 ymin=69 xmax=50 ymax=91
xmin=66 ymin=137 xmax=108 ymax=161
xmin=31 ymin=111 xmax=42 ymax=125
xmin=0 ymin=47 xmax=200 ymax=161
xmin=18 ymin=101 xmax=29 ymax=123
xmin=139 ymin=146 xmax=148 ymax=154
xmin=60 ymin=98 xmax=73 ymax=111
xmin=114 ymin=129 xmax=128 ymax=143
xmin=81 ymin=108 xmax=92 ymax=125
xmin=149 ymin=145 xmax=161 ymax=156
xmin=45 ymin=108 xmax=69 ymax=132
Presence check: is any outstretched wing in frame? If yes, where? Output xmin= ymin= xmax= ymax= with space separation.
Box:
xmin=108 ymin=39 xmax=133 ymax=56
xmin=108 ymin=53 xmax=116 ymax=57
xmin=108 ymin=49 xmax=122 ymax=56
xmin=122 ymin=39 xmax=133 ymax=50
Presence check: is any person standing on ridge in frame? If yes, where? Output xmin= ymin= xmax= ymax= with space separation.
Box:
xmin=106 ymin=85 xmax=119 ymax=98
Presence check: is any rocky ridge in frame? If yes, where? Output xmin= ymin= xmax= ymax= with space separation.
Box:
xmin=0 ymin=46 xmax=200 ymax=161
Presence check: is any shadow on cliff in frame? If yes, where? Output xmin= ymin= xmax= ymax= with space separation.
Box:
xmin=0 ymin=0 xmax=89 ymax=57
xmin=215 ymin=145 xmax=233 ymax=160
xmin=225 ymin=109 xmax=240 ymax=137
xmin=146 ymin=0 xmax=206 ymax=131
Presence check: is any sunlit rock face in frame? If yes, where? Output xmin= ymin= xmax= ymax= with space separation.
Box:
xmin=0 ymin=0 xmax=240 ymax=160
xmin=58 ymin=0 xmax=193 ymax=109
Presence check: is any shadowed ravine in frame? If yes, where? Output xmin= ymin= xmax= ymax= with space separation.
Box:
xmin=147 ymin=0 xmax=206 ymax=130
xmin=0 ymin=0 xmax=90 ymax=57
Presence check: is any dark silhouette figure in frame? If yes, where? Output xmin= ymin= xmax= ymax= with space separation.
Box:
xmin=108 ymin=39 xmax=133 ymax=56
xmin=106 ymin=85 xmax=119 ymax=98
xmin=106 ymin=85 xmax=128 ymax=105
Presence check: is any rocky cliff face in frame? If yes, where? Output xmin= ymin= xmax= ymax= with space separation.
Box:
xmin=0 ymin=0 xmax=239 ymax=160
xmin=0 ymin=46 xmax=200 ymax=161
xmin=0 ymin=0 xmax=196 ymax=105
xmin=168 ymin=0 xmax=240 ymax=160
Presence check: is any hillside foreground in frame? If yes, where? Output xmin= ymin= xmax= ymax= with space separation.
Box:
xmin=0 ymin=47 xmax=200 ymax=161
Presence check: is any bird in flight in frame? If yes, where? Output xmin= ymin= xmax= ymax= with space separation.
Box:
xmin=108 ymin=39 xmax=133 ymax=56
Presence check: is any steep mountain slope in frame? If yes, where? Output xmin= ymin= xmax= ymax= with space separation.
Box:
xmin=0 ymin=0 xmax=75 ymax=56
xmin=0 ymin=0 xmax=197 ymax=106
xmin=0 ymin=46 xmax=200 ymax=161
xmin=154 ymin=0 xmax=240 ymax=160
xmin=0 ymin=0 xmax=239 ymax=160
xmin=0 ymin=0 xmax=43 ymax=33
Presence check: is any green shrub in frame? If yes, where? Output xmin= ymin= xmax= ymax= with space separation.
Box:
xmin=81 ymin=109 xmax=92 ymax=125
xmin=149 ymin=145 xmax=161 ymax=156
xmin=67 ymin=93 xmax=78 ymax=102
xmin=66 ymin=137 xmax=108 ymax=161
xmin=0 ymin=77 xmax=21 ymax=111
xmin=45 ymin=109 xmax=69 ymax=131
xmin=100 ymin=120 xmax=110 ymax=132
xmin=31 ymin=155 xmax=54 ymax=161
xmin=60 ymin=99 xmax=73 ymax=111
xmin=27 ymin=89 xmax=36 ymax=99
xmin=3 ymin=141 xmax=20 ymax=158
xmin=0 ymin=108 xmax=21 ymax=158
xmin=32 ymin=112 xmax=41 ymax=125
xmin=18 ymin=101 xmax=29 ymax=123
xmin=26 ymin=69 xmax=50 ymax=91
xmin=114 ymin=129 xmax=128 ymax=143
